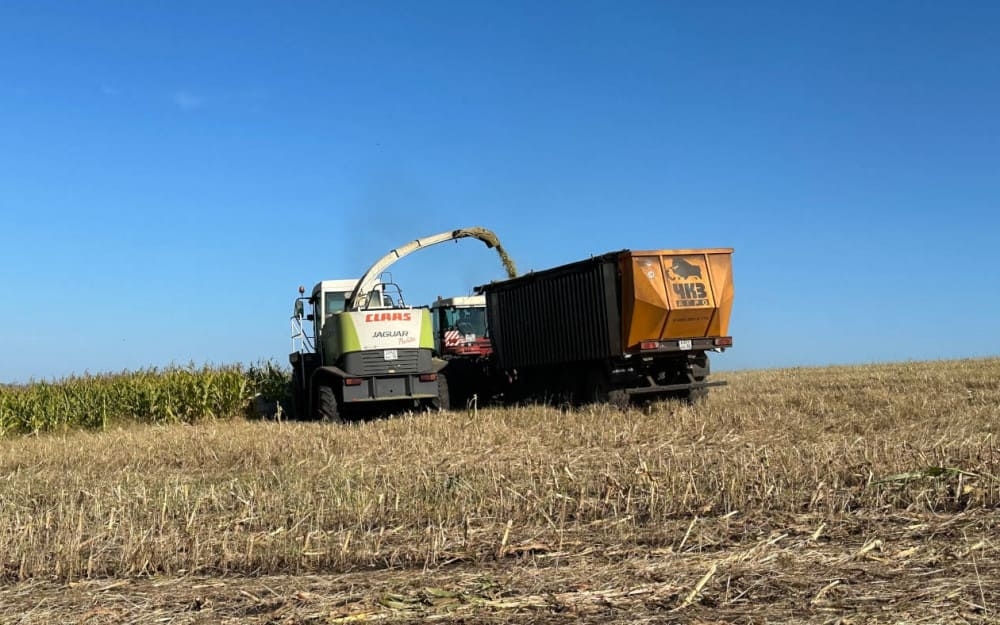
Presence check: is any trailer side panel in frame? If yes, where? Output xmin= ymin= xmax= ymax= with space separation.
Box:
xmin=483 ymin=253 xmax=623 ymax=370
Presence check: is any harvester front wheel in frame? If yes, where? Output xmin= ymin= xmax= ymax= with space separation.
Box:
xmin=290 ymin=371 xmax=307 ymax=419
xmin=315 ymin=383 xmax=345 ymax=424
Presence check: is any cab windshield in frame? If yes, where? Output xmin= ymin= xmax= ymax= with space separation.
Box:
xmin=442 ymin=307 xmax=487 ymax=336
xmin=324 ymin=292 xmax=348 ymax=317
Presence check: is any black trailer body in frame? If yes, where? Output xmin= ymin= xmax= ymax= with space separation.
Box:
xmin=483 ymin=252 xmax=623 ymax=370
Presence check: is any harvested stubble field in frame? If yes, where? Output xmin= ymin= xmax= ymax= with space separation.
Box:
xmin=1 ymin=358 xmax=999 ymax=624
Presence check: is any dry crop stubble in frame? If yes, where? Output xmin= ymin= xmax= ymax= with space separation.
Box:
xmin=0 ymin=358 xmax=998 ymax=623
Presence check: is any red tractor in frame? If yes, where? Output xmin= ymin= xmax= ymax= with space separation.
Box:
xmin=430 ymin=295 xmax=496 ymax=406
xmin=432 ymin=296 xmax=492 ymax=358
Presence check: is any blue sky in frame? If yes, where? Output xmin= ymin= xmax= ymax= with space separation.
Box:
xmin=2 ymin=1 xmax=998 ymax=382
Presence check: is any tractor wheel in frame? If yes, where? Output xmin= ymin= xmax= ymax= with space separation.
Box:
xmin=315 ymin=383 xmax=345 ymax=424
xmin=434 ymin=373 xmax=451 ymax=411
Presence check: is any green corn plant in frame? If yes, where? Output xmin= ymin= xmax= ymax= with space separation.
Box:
xmin=0 ymin=363 xmax=279 ymax=437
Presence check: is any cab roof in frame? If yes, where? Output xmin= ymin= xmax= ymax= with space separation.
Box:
xmin=311 ymin=279 xmax=359 ymax=299
xmin=432 ymin=295 xmax=486 ymax=308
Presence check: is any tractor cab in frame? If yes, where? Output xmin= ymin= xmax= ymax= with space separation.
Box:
xmin=431 ymin=295 xmax=492 ymax=358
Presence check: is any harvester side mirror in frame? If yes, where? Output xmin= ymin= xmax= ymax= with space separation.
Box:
xmin=294 ymin=300 xmax=305 ymax=319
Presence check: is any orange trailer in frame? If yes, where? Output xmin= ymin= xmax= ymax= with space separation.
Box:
xmin=477 ymin=249 xmax=734 ymax=404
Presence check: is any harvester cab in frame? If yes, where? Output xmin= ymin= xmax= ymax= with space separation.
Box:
xmin=290 ymin=279 xmax=357 ymax=354
xmin=431 ymin=295 xmax=493 ymax=358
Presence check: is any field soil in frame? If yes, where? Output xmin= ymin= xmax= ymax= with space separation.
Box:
xmin=1 ymin=359 xmax=998 ymax=623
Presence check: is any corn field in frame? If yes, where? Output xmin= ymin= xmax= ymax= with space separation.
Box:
xmin=0 ymin=363 xmax=289 ymax=436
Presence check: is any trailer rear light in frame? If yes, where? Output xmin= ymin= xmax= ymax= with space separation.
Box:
xmin=714 ymin=337 xmax=733 ymax=347
xmin=344 ymin=378 xmax=363 ymax=386
xmin=419 ymin=373 xmax=438 ymax=382
xmin=640 ymin=341 xmax=659 ymax=350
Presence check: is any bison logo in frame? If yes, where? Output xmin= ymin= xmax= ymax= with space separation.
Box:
xmin=669 ymin=258 xmax=702 ymax=280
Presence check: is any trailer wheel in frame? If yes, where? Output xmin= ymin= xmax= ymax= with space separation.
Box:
xmin=686 ymin=387 xmax=708 ymax=404
xmin=586 ymin=366 xmax=629 ymax=409
xmin=685 ymin=353 xmax=710 ymax=404
xmin=315 ymin=383 xmax=345 ymax=424
xmin=607 ymin=389 xmax=629 ymax=409
xmin=434 ymin=373 xmax=451 ymax=411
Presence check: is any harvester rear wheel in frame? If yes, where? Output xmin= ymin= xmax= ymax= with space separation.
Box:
xmin=434 ymin=373 xmax=451 ymax=411
xmin=315 ymin=384 xmax=345 ymax=424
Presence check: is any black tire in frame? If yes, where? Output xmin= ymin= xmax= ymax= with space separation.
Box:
xmin=441 ymin=359 xmax=467 ymax=408
xmin=685 ymin=353 xmax=710 ymax=404
xmin=585 ymin=365 xmax=629 ymax=409
xmin=435 ymin=373 xmax=451 ymax=411
xmin=290 ymin=374 xmax=307 ymax=420
xmin=685 ymin=387 xmax=708 ymax=404
xmin=585 ymin=366 xmax=609 ymax=404
xmin=607 ymin=388 xmax=630 ymax=409
xmin=315 ymin=383 xmax=345 ymax=424
xmin=688 ymin=352 xmax=710 ymax=379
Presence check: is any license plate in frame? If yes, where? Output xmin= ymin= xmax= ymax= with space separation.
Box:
xmin=678 ymin=339 xmax=693 ymax=351
xmin=383 ymin=349 xmax=398 ymax=361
